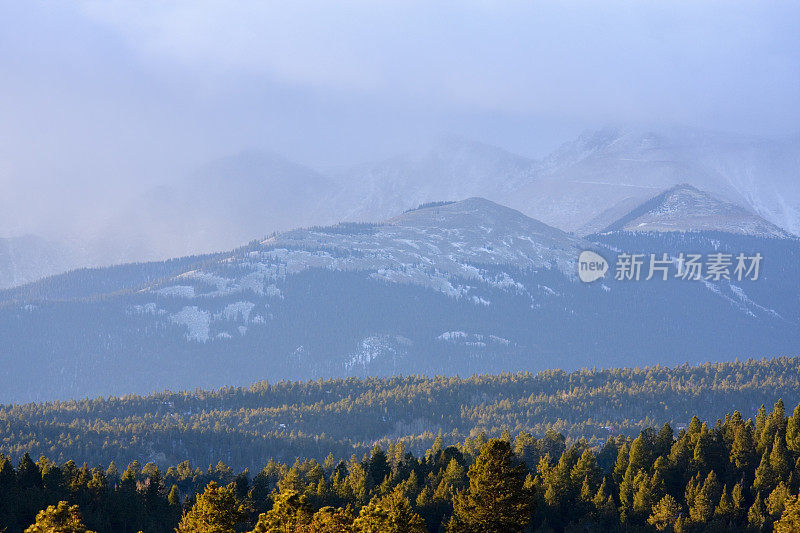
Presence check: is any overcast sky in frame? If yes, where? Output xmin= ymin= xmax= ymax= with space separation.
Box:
xmin=1 ymin=1 xmax=799 ymax=236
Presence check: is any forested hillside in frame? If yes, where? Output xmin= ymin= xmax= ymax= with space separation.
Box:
xmin=2 ymin=358 xmax=799 ymax=472
xmin=3 ymin=197 xmax=799 ymax=404
xmin=5 ymin=399 xmax=800 ymax=531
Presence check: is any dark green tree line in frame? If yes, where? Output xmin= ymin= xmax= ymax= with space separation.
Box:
xmin=5 ymin=401 xmax=800 ymax=531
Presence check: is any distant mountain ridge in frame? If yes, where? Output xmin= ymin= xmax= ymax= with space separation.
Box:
xmin=2 ymin=126 xmax=798 ymax=290
xmin=599 ymin=183 xmax=790 ymax=237
xmin=508 ymin=127 xmax=800 ymax=235
xmin=1 ymin=194 xmax=799 ymax=402
xmin=331 ymin=136 xmax=535 ymax=223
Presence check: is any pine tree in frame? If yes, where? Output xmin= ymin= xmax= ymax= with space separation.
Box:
xmin=766 ymin=481 xmax=790 ymax=521
xmin=731 ymin=478 xmax=746 ymax=520
xmin=308 ymin=505 xmax=356 ymax=533
xmin=250 ymin=489 xmax=313 ymax=533
xmin=770 ymin=433 xmax=790 ymax=482
xmin=689 ymin=471 xmax=720 ymax=524
xmin=627 ymin=433 xmax=652 ymax=476
xmin=631 ymin=471 xmax=654 ymax=518
xmin=352 ymin=485 xmax=426 ymax=533
xmin=434 ymin=458 xmax=465 ymax=501
xmin=612 ymin=443 xmax=629 ymax=487
xmin=143 ymin=466 xmax=167 ymax=531
xmin=755 ymin=405 xmax=768 ymax=451
xmin=579 ymin=476 xmax=593 ymax=505
xmin=176 ymin=481 xmax=244 ymax=533
xmin=692 ymin=428 xmax=714 ymax=474
xmin=647 ymin=494 xmax=682 ymax=531
xmin=450 ymin=439 xmax=531 ymax=533
xmin=758 ymin=400 xmax=786 ymax=453
xmin=730 ymin=422 xmax=756 ymax=472
xmin=17 ymin=452 xmax=44 ymax=528
xmin=748 ymin=496 xmax=766 ymax=531
xmin=367 ymin=446 xmax=391 ymax=490
xmin=666 ymin=436 xmax=692 ymax=495
xmin=112 ymin=462 xmax=142 ymax=533
xmin=168 ymin=485 xmax=180 ymax=507
xmin=775 ymin=495 xmax=800 ymax=532
xmin=24 ymin=501 xmax=96 ymax=533
xmin=787 ymin=403 xmax=800 ymax=453
xmin=591 ymin=477 xmax=616 ymax=521
xmin=0 ymin=455 xmax=18 ymax=531
xmin=167 ymin=484 xmax=181 ymax=525
xmin=655 ymin=423 xmax=674 ymax=458
xmin=753 ymin=449 xmax=775 ymax=493
xmin=105 ymin=462 xmax=118 ymax=482
xmin=570 ymin=449 xmax=599 ymax=488
xmin=714 ymin=485 xmax=733 ymax=520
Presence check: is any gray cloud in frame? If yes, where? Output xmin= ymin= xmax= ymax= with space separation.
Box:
xmin=1 ymin=1 xmax=798 ymax=239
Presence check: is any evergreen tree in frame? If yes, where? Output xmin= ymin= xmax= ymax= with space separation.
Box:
xmin=250 ymin=489 xmax=313 ymax=533
xmin=731 ymin=478 xmax=746 ymax=521
xmin=787 ymin=404 xmax=800 ymax=454
xmin=627 ymin=433 xmax=652 ymax=476
xmin=352 ymin=485 xmax=426 ymax=533
xmin=176 ymin=481 xmax=245 ymax=533
xmin=689 ymin=471 xmax=720 ymax=524
xmin=770 ymin=433 xmax=790 ymax=482
xmin=775 ymin=495 xmax=800 ymax=533
xmin=450 ymin=439 xmax=531 ymax=533
xmin=143 ymin=467 xmax=169 ymax=532
xmin=612 ymin=444 xmax=629 ymax=487
xmin=591 ymin=477 xmax=616 ymax=521
xmin=308 ymin=505 xmax=356 ymax=533
xmin=17 ymin=453 xmax=44 ymax=528
xmin=24 ymin=501 xmax=95 ymax=533
xmin=0 ymin=455 xmax=19 ymax=531
xmin=366 ymin=446 xmax=391 ymax=490
xmin=647 ymin=494 xmax=682 ymax=531
xmin=655 ymin=423 xmax=674 ymax=459
xmin=631 ymin=471 xmax=654 ymax=519
xmin=748 ymin=496 xmax=767 ymax=531
xmin=714 ymin=485 xmax=733 ymax=520
xmin=766 ymin=481 xmax=790 ymax=521
xmin=730 ymin=421 xmax=757 ymax=474
xmin=753 ymin=449 xmax=775 ymax=494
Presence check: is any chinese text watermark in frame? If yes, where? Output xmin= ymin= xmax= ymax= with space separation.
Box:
xmin=579 ymin=251 xmax=762 ymax=283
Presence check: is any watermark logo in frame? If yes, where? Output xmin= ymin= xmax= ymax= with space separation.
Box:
xmin=578 ymin=250 xmax=763 ymax=282
xmin=613 ymin=252 xmax=762 ymax=281
xmin=578 ymin=250 xmax=609 ymax=283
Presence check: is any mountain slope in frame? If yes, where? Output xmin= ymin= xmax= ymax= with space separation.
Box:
xmin=16 ymin=126 xmax=795 ymax=287
xmin=332 ymin=136 xmax=535 ymax=222
xmin=1 ymin=198 xmax=799 ymax=403
xmin=108 ymin=151 xmax=342 ymax=260
xmin=598 ymin=184 xmax=790 ymax=237
xmin=326 ymin=127 xmax=800 ymax=237
xmin=507 ymin=127 xmax=800 ymax=235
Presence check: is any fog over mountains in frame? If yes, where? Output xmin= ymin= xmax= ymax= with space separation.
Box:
xmin=3 ymin=126 xmax=797 ymax=290
xmin=1 ymin=186 xmax=799 ymax=401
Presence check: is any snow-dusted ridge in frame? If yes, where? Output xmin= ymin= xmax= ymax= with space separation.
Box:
xmin=598 ymin=184 xmax=792 ymax=238
xmin=140 ymin=198 xmax=585 ymax=342
xmin=150 ymin=197 xmax=584 ymax=301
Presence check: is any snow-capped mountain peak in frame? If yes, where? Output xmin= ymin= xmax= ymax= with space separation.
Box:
xmin=600 ymin=184 xmax=791 ymax=238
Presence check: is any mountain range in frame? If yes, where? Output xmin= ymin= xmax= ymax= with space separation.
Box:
xmin=1 ymin=187 xmax=798 ymax=403
xmin=4 ymin=125 xmax=798 ymax=289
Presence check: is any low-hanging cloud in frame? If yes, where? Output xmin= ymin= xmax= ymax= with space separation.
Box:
xmin=78 ymin=1 xmax=800 ymax=126
xmin=1 ymin=0 xmax=799 ymax=241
